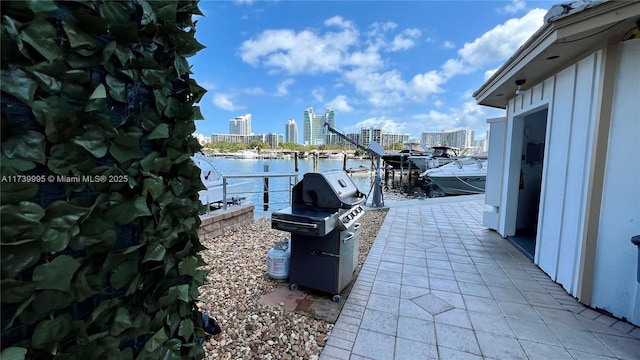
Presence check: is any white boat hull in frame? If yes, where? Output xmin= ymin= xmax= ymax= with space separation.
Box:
xmin=428 ymin=175 xmax=486 ymax=195
xmin=421 ymin=157 xmax=487 ymax=195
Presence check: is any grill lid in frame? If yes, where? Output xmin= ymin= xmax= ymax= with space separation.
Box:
xmin=294 ymin=170 xmax=365 ymax=209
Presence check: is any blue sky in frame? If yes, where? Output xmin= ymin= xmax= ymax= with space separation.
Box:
xmin=190 ymin=0 xmax=556 ymax=142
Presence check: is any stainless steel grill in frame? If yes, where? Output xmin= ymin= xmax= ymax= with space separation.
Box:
xmin=271 ymin=170 xmax=366 ymax=302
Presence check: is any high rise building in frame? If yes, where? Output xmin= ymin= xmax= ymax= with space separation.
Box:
xmin=381 ymin=133 xmax=409 ymax=148
xmin=421 ymin=129 xmax=473 ymax=148
xmin=359 ymin=128 xmax=382 ymax=148
xmin=303 ymin=108 xmax=335 ymax=145
xmin=285 ymin=119 xmax=298 ymax=144
xmin=229 ymin=114 xmax=251 ymax=135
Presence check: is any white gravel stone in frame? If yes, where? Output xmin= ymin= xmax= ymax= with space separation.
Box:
xmin=198 ymin=209 xmax=388 ymax=359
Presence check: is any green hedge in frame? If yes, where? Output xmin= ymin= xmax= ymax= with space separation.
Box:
xmin=1 ymin=1 xmax=209 ymax=358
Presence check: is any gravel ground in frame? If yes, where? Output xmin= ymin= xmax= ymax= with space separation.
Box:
xmin=198 ymin=208 xmax=389 ymax=359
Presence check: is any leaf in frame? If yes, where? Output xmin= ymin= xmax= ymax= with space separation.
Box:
xmin=148 ymin=123 xmax=169 ymax=140
xmin=23 ymin=68 xmax=61 ymax=94
xmin=2 ymin=130 xmax=46 ymax=164
xmin=6 ymin=293 xmax=35 ymax=328
xmin=89 ymin=84 xmax=107 ymax=99
xmin=0 ymin=279 xmax=39 ymax=303
xmin=62 ymin=70 xmax=92 ymax=101
xmin=0 ymin=244 xmax=42 ymax=279
xmin=32 ymin=96 xmax=77 ymax=142
xmin=174 ymin=55 xmax=190 ymax=77
xmin=99 ymin=1 xmax=131 ymax=25
xmin=156 ymin=2 xmax=178 ymax=22
xmin=143 ymin=178 xmax=164 ymax=200
xmin=90 ymin=299 xmax=119 ymax=324
xmin=109 ymin=134 xmax=144 ymax=163
xmin=31 ymin=314 xmax=73 ymax=352
xmin=33 ymin=255 xmax=81 ymax=292
xmin=192 ymin=106 xmax=204 ymax=121
xmin=105 ymin=74 xmax=127 ymax=103
xmin=45 ymin=201 xmax=90 ymax=230
xmin=26 ymin=0 xmax=59 ymax=15
xmin=110 ymin=24 xmax=140 ymax=44
xmin=0 ymin=202 xmax=45 ymax=242
xmin=111 ymin=307 xmax=133 ymax=335
xmin=141 ymin=69 xmax=167 ymax=88
xmin=47 ymin=143 xmax=95 ymax=175
xmin=143 ymin=243 xmax=165 ymax=263
xmin=178 ymin=256 xmax=197 ymax=276
xmin=32 ymin=289 xmax=73 ymax=314
xmin=144 ymin=328 xmax=168 ymax=353
xmin=134 ymin=196 xmax=151 ymax=217
xmin=69 ymin=218 xmax=117 ymax=251
xmin=110 ymin=259 xmax=138 ymax=289
xmin=0 ymin=347 xmax=27 ymax=360
xmin=178 ymin=319 xmax=194 ymax=340
xmin=73 ymin=123 xmax=110 ymax=158
xmin=62 ymin=20 xmax=96 ymax=50
xmin=140 ymin=152 xmax=172 ymax=173
xmin=40 ymin=227 xmax=76 ymax=253
xmin=17 ymin=17 xmax=61 ymax=61
xmin=0 ymin=181 xmax=39 ymax=205
xmin=0 ymin=68 xmax=38 ymax=105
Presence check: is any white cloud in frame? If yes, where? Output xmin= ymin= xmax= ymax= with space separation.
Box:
xmin=484 ymin=68 xmax=499 ymax=81
xmin=441 ymin=8 xmax=545 ymax=79
xmin=389 ymin=28 xmax=422 ymax=51
xmin=275 ymin=78 xmax=295 ymax=96
xmin=198 ymin=80 xmax=216 ymax=91
xmin=213 ymin=93 xmax=243 ymax=111
xmin=239 ymin=24 xmax=359 ymax=74
xmin=410 ymin=71 xmax=445 ymax=98
xmin=326 ymin=95 xmax=353 ymax=113
xmin=324 ymin=15 xmax=354 ymax=29
xmin=343 ymin=68 xmax=443 ymax=108
xmin=443 ymin=41 xmax=456 ymax=49
xmin=244 ymin=87 xmax=264 ymax=95
xmin=502 ymin=0 xmax=527 ymax=14
xmin=411 ymin=99 xmax=491 ymax=135
xmin=311 ymin=88 xmax=324 ymax=102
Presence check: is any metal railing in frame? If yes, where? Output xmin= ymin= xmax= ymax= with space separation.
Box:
xmin=221 ymin=172 xmax=299 ymax=211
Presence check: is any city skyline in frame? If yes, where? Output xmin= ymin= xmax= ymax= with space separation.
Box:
xmin=189 ymin=1 xmax=557 ymax=140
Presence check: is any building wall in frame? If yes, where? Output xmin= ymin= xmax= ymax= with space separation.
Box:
xmin=303 ymin=108 xmax=332 ymax=145
xmin=497 ymin=41 xmax=640 ymax=325
xmin=591 ymin=39 xmax=640 ymax=325
xmin=500 ymin=51 xmax=602 ymax=294
xmin=285 ymin=119 xmax=298 ymax=144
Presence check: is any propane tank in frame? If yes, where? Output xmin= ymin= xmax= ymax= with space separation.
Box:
xmin=267 ymin=240 xmax=290 ymax=281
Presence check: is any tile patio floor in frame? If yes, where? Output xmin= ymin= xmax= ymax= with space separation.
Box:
xmin=320 ymin=196 xmax=640 ymax=360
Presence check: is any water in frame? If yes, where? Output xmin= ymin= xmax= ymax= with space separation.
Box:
xmin=198 ymin=156 xmax=435 ymax=215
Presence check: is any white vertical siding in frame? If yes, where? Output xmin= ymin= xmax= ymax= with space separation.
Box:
xmin=536 ymin=65 xmax=575 ymax=279
xmin=592 ymin=39 xmax=640 ymax=325
xmin=556 ymin=54 xmax=599 ymax=294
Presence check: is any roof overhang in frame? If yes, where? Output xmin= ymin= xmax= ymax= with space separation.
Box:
xmin=473 ymin=1 xmax=640 ymax=109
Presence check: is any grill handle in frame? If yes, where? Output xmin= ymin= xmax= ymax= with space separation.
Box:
xmin=342 ymin=232 xmax=355 ymax=243
xmin=271 ymin=218 xmax=318 ymax=229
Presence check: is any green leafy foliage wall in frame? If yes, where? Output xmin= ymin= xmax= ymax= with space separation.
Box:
xmin=1 ymin=1 xmax=209 ymax=358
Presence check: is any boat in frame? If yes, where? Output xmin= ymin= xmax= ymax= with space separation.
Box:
xmin=420 ymin=157 xmax=487 ymax=195
xmin=233 ymin=149 xmax=259 ymax=159
xmin=346 ymin=165 xmax=373 ymax=176
xmin=192 ymin=155 xmax=253 ymax=208
xmin=408 ymin=146 xmax=461 ymax=172
xmin=382 ymin=146 xmax=429 ymax=169
xmin=327 ymin=153 xmax=344 ymax=160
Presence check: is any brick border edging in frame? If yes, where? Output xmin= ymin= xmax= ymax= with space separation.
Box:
xmin=197 ymin=204 xmax=255 ymax=238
